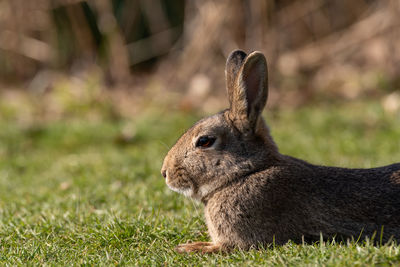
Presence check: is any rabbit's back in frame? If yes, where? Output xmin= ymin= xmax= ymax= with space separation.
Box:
xmin=205 ymin=159 xmax=400 ymax=246
xmin=308 ymin=162 xmax=400 ymax=240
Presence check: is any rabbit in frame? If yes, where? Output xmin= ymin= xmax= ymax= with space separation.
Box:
xmin=161 ymin=50 xmax=400 ymax=253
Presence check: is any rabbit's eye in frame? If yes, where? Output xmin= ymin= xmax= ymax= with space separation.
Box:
xmin=196 ymin=136 xmax=216 ymax=148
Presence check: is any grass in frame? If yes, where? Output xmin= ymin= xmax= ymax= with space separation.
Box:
xmin=0 ymin=100 xmax=400 ymax=265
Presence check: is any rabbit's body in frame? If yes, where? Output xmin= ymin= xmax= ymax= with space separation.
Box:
xmin=162 ymin=50 xmax=400 ymax=253
xmin=204 ymin=151 xmax=400 ymax=250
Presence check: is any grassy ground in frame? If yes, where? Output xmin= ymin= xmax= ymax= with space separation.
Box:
xmin=0 ymin=100 xmax=400 ymax=265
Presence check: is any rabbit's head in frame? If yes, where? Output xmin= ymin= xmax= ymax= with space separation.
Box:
xmin=161 ymin=50 xmax=279 ymax=201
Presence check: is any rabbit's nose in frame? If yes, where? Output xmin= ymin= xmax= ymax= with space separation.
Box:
xmin=161 ymin=169 xmax=167 ymax=179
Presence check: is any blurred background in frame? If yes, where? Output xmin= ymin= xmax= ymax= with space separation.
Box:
xmin=1 ymin=2 xmax=400 ymax=263
xmin=1 ymin=0 xmax=400 ymax=121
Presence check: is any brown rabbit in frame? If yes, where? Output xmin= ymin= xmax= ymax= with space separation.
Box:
xmin=161 ymin=50 xmax=400 ymax=253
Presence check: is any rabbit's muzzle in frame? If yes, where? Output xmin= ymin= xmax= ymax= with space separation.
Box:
xmin=161 ymin=155 xmax=194 ymax=197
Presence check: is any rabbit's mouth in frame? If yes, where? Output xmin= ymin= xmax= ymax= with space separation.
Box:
xmin=167 ymin=184 xmax=193 ymax=198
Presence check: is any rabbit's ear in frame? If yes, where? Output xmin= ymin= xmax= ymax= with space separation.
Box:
xmin=226 ymin=50 xmax=247 ymax=105
xmin=228 ymin=51 xmax=268 ymax=134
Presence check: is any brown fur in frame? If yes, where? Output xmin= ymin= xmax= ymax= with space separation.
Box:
xmin=161 ymin=50 xmax=400 ymax=253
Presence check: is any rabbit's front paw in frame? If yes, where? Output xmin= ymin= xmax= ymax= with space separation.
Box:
xmin=175 ymin=241 xmax=223 ymax=254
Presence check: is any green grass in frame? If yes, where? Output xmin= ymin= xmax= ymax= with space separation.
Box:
xmin=0 ymin=101 xmax=400 ymax=265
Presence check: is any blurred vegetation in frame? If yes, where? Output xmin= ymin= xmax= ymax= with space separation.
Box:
xmin=0 ymin=0 xmax=400 ymax=121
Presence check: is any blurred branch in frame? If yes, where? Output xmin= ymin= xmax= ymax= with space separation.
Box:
xmin=140 ymin=0 xmax=170 ymax=33
xmin=0 ymin=30 xmax=53 ymax=63
xmin=174 ymin=0 xmax=235 ymax=79
xmin=127 ymin=27 xmax=181 ymax=65
xmin=65 ymin=3 xmax=96 ymax=57
xmin=92 ymin=0 xmax=130 ymax=84
xmin=277 ymin=0 xmax=326 ymax=27
xmin=279 ymin=4 xmax=399 ymax=70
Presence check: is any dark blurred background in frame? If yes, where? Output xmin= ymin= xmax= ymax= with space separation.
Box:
xmin=1 ymin=0 xmax=400 ymax=120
